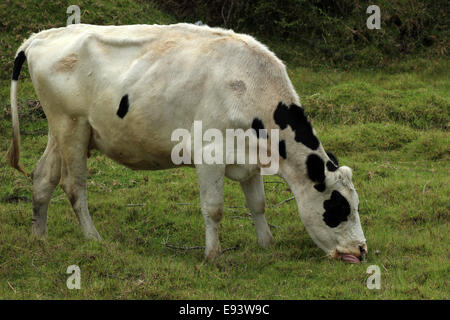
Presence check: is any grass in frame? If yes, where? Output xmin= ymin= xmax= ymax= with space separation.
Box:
xmin=0 ymin=0 xmax=175 ymax=80
xmin=0 ymin=55 xmax=448 ymax=299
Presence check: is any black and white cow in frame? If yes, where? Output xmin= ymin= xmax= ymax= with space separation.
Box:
xmin=7 ymin=23 xmax=367 ymax=263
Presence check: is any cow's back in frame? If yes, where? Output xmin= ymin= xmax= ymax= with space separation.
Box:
xmin=23 ymin=24 xmax=298 ymax=169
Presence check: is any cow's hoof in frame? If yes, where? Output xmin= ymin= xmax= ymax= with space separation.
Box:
xmin=258 ymin=233 xmax=274 ymax=249
xmin=85 ymin=230 xmax=102 ymax=241
xmin=32 ymin=224 xmax=47 ymax=238
xmin=204 ymin=246 xmax=221 ymax=262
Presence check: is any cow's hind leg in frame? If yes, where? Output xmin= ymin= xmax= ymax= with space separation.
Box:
xmin=196 ymin=164 xmax=225 ymax=261
xmin=31 ymin=132 xmax=61 ymax=237
xmin=240 ymin=174 xmax=274 ymax=248
xmin=57 ymin=118 xmax=101 ymax=240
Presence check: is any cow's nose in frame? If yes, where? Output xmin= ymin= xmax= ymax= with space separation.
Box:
xmin=359 ymin=245 xmax=368 ymax=261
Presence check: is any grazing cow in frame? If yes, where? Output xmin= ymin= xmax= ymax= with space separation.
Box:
xmin=7 ymin=23 xmax=367 ymax=263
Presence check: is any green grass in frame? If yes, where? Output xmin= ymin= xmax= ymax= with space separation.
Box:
xmin=0 ymin=56 xmax=448 ymax=299
xmin=0 ymin=0 xmax=175 ymax=80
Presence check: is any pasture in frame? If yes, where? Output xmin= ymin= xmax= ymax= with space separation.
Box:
xmin=0 ymin=57 xmax=448 ymax=299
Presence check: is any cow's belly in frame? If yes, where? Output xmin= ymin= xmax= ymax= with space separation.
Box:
xmin=90 ymin=133 xmax=178 ymax=170
xmin=89 ymin=114 xmax=182 ymax=170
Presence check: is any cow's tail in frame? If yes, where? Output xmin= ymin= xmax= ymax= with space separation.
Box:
xmin=6 ymin=49 xmax=27 ymax=175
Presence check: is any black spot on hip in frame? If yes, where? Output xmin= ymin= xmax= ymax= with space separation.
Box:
xmin=117 ymin=94 xmax=129 ymax=119
xmin=251 ymin=117 xmax=267 ymax=139
xmin=306 ymin=154 xmax=325 ymax=192
xmin=12 ymin=51 xmax=26 ymax=81
xmin=323 ymin=190 xmax=351 ymax=228
xmin=273 ymin=102 xmax=319 ymax=150
xmin=278 ymin=140 xmax=287 ymax=159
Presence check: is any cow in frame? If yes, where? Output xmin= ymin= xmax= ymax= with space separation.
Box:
xmin=6 ymin=23 xmax=367 ymax=263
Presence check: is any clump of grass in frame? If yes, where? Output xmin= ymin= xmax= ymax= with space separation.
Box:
xmin=401 ymin=131 xmax=450 ymax=160
xmin=304 ymin=82 xmax=449 ymax=129
xmin=0 ymin=0 xmax=175 ymax=80
xmin=290 ymin=59 xmax=450 ymax=130
xmin=318 ymin=123 xmax=419 ymax=155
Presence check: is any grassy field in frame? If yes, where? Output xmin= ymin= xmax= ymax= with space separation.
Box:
xmin=0 ymin=54 xmax=448 ymax=299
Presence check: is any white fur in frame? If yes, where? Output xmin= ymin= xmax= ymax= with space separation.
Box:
xmin=12 ymin=24 xmax=366 ymax=260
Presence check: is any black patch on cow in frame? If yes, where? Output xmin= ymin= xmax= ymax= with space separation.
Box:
xmin=273 ymin=102 xmax=319 ymax=150
xmin=12 ymin=51 xmax=26 ymax=81
xmin=323 ymin=190 xmax=351 ymax=228
xmin=251 ymin=117 xmax=267 ymax=139
xmin=278 ymin=140 xmax=287 ymax=159
xmin=314 ymin=183 xmax=326 ymax=192
xmin=116 ymin=94 xmax=129 ymax=119
xmin=306 ymin=154 xmax=326 ymax=192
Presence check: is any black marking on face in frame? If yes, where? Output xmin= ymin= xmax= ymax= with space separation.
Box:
xmin=251 ymin=117 xmax=267 ymax=139
xmin=279 ymin=140 xmax=287 ymax=159
xmin=12 ymin=51 xmax=26 ymax=81
xmin=323 ymin=190 xmax=351 ymax=228
xmin=306 ymin=154 xmax=325 ymax=192
xmin=273 ymin=102 xmax=319 ymax=150
xmin=117 ymin=94 xmax=129 ymax=119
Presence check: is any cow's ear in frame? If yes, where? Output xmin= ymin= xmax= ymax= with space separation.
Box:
xmin=326 ymin=151 xmax=338 ymax=166
xmin=306 ymin=154 xmax=326 ymax=192
xmin=326 ymin=151 xmax=339 ymax=172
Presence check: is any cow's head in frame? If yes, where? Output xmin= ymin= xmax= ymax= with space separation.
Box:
xmin=274 ymin=102 xmax=367 ymax=263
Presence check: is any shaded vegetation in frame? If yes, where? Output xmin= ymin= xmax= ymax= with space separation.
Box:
xmin=0 ymin=0 xmax=175 ymax=79
xmin=153 ymin=0 xmax=449 ymax=68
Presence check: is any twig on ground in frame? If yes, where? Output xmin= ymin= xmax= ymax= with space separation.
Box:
xmin=220 ymin=244 xmax=240 ymax=254
xmin=230 ymin=213 xmax=251 ymax=219
xmin=422 ymin=181 xmax=431 ymax=194
xmin=7 ymin=281 xmax=16 ymax=294
xmin=126 ymin=203 xmax=144 ymax=207
xmin=164 ymin=242 xmax=205 ymax=251
xmin=272 ymin=196 xmax=295 ymax=207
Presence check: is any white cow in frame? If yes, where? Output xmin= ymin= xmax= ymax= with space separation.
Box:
xmin=7 ymin=23 xmax=367 ymax=263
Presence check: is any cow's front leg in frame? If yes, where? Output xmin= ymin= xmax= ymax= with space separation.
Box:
xmin=196 ymin=163 xmax=225 ymax=261
xmin=240 ymin=173 xmax=274 ymax=248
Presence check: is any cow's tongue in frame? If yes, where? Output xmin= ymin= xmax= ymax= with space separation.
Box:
xmin=341 ymin=253 xmax=360 ymax=264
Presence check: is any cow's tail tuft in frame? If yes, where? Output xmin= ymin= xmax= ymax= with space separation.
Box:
xmin=6 ymin=50 xmax=27 ymax=175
